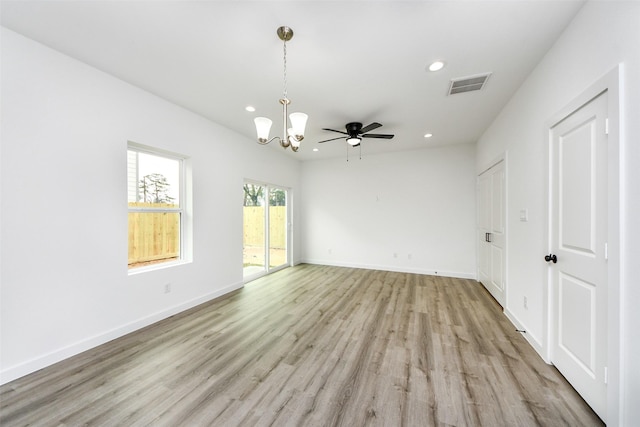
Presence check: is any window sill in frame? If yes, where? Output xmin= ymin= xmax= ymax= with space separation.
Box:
xmin=128 ymin=259 xmax=191 ymax=276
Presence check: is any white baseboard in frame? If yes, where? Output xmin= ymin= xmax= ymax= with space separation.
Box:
xmin=300 ymin=259 xmax=476 ymax=280
xmin=0 ymin=281 xmax=244 ymax=385
xmin=503 ymin=308 xmax=548 ymax=363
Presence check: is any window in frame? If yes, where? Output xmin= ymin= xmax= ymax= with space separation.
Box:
xmin=128 ymin=144 xmax=184 ymax=270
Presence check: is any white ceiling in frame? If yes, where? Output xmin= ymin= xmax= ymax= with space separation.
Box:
xmin=1 ymin=0 xmax=584 ymax=161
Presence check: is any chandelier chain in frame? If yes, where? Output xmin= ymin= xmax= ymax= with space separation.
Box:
xmin=282 ymin=40 xmax=288 ymax=100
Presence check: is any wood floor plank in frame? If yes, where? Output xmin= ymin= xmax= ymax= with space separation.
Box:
xmin=0 ymin=264 xmax=603 ymax=426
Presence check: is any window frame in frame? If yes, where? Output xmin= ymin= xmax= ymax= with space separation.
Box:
xmin=127 ymin=142 xmax=187 ymax=273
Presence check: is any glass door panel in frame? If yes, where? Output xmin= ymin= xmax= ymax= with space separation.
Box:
xmin=243 ymin=183 xmax=266 ymax=278
xmin=269 ymin=187 xmax=287 ymax=268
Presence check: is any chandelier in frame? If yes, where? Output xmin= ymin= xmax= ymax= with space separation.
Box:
xmin=253 ymin=26 xmax=308 ymax=152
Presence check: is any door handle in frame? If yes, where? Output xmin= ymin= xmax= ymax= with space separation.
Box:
xmin=485 ymin=232 xmax=492 ymax=243
xmin=545 ymin=254 xmax=558 ymax=263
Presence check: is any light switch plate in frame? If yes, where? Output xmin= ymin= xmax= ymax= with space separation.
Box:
xmin=519 ymin=209 xmax=528 ymax=222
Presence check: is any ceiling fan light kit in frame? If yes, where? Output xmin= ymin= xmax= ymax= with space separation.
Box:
xmin=253 ymin=26 xmax=307 ymax=152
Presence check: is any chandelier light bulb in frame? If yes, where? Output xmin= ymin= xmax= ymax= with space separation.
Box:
xmin=254 ymin=117 xmax=273 ymax=143
xmin=289 ymin=112 xmax=308 ymax=141
xmin=289 ymin=132 xmax=301 ymax=148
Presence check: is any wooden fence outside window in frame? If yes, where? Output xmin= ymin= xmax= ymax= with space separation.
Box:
xmin=128 ymin=205 xmax=287 ymax=267
xmin=128 ymin=203 xmax=179 ymax=267
xmin=243 ymin=206 xmax=286 ymax=248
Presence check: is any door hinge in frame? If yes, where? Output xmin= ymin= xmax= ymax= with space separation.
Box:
xmin=605 ymin=242 xmax=608 ymax=260
xmin=604 ymin=366 xmax=608 ymax=384
xmin=605 ymin=118 xmax=609 ymax=135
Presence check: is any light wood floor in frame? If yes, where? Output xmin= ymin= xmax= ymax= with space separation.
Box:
xmin=0 ymin=264 xmax=602 ymax=426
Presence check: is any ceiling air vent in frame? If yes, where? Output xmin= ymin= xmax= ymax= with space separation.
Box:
xmin=448 ymin=72 xmax=492 ymax=95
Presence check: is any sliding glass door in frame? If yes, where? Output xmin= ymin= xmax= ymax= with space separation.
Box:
xmin=268 ymin=187 xmax=287 ymax=268
xmin=243 ymin=182 xmax=289 ymax=280
xmin=243 ymin=183 xmax=266 ymax=276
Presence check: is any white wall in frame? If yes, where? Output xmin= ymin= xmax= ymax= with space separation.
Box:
xmin=0 ymin=28 xmax=301 ymax=384
xmin=476 ymin=2 xmax=640 ymax=425
xmin=301 ymin=144 xmax=476 ymax=279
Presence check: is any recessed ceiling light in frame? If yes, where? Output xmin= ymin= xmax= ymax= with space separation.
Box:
xmin=428 ymin=61 xmax=445 ymax=72
xmin=313 ymin=148 xmax=319 ymax=152
xmin=424 ymin=133 xmax=433 ymax=138
xmin=245 ymin=106 xmax=256 ymax=112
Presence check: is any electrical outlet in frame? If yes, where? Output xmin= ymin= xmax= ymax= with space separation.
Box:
xmin=408 ymin=254 xmax=412 ymax=260
xmin=164 ymin=283 xmax=171 ymax=294
xmin=523 ymin=296 xmax=528 ymax=309
xmin=328 ymin=248 xmax=332 ymax=255
xmin=393 ymin=253 xmax=398 ymax=258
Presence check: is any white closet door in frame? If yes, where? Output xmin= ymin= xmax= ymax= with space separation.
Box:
xmin=477 ymin=160 xmax=505 ymax=307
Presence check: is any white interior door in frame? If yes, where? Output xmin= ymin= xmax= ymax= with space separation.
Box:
xmin=550 ymin=91 xmax=608 ymax=421
xmin=477 ymin=160 xmax=505 ymax=307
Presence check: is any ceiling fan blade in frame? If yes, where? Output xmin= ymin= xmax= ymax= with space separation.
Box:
xmin=317 ymin=136 xmax=346 ymax=144
xmin=362 ymin=133 xmax=394 ymax=139
xmin=322 ymin=128 xmax=349 ymax=135
xmin=360 ymin=122 xmax=382 ymax=134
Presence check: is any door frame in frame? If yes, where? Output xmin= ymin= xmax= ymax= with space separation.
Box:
xmin=544 ymin=65 xmax=621 ymax=424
